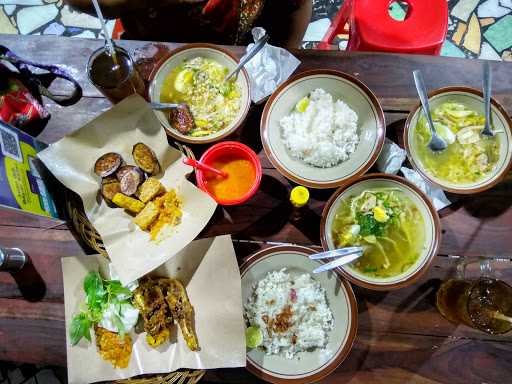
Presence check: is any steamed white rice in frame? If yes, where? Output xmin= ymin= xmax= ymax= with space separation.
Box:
xmin=280 ymin=88 xmax=359 ymax=168
xmin=245 ymin=269 xmax=334 ymax=359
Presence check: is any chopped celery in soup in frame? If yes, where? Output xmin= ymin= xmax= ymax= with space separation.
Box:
xmin=160 ymin=57 xmax=241 ymax=137
xmin=414 ymin=102 xmax=500 ymax=183
xmin=331 ymin=189 xmax=425 ymax=278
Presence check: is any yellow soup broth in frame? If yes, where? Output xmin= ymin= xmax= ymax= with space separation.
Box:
xmin=331 ymin=189 xmax=425 ymax=278
xmin=413 ymin=102 xmax=500 ymax=184
xmin=160 ymin=57 xmax=241 ymax=137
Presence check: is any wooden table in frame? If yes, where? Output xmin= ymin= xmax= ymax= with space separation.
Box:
xmin=1 ymin=34 xmax=512 ymax=384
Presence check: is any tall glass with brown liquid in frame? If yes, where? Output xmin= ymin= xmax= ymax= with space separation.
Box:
xmin=436 ymin=259 xmax=512 ymax=334
xmin=87 ymin=44 xmax=145 ymax=103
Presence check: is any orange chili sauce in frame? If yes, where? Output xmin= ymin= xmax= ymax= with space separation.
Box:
xmin=205 ymin=156 xmax=256 ymax=201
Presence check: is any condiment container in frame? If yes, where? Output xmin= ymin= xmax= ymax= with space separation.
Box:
xmin=289 ymin=185 xmax=310 ymax=221
xmin=195 ymin=141 xmax=262 ymax=205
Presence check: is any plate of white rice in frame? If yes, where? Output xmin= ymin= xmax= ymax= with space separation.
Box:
xmin=261 ymin=70 xmax=385 ymax=189
xmin=241 ymin=246 xmax=358 ymax=384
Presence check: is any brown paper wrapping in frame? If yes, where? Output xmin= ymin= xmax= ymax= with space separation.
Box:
xmin=38 ymin=95 xmax=217 ymax=284
xmin=62 ymin=235 xmax=246 ymax=384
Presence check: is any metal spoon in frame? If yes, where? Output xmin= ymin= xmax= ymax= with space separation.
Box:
xmin=224 ymin=34 xmax=270 ymax=82
xmin=150 ymin=102 xmax=180 ymax=110
xmin=413 ymin=70 xmax=448 ymax=152
xmin=482 ymin=61 xmax=494 ymax=137
xmin=310 ymin=247 xmax=364 ymax=274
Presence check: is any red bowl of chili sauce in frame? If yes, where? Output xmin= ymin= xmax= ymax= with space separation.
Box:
xmin=196 ymin=141 xmax=262 ymax=205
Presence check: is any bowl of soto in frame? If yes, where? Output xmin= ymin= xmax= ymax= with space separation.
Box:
xmin=320 ymin=173 xmax=441 ymax=290
xmin=149 ymin=43 xmax=251 ymax=144
xmin=404 ymin=86 xmax=512 ymax=194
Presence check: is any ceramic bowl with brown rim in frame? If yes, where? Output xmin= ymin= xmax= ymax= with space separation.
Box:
xmin=148 ymin=43 xmax=251 ymax=144
xmin=260 ymin=70 xmax=385 ymax=189
xmin=320 ymin=173 xmax=441 ymax=291
xmin=404 ymin=86 xmax=512 ymax=194
xmin=241 ymin=246 xmax=357 ymax=384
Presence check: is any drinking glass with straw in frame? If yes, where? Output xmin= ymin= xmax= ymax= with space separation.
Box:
xmin=86 ymin=0 xmax=145 ymax=103
xmin=436 ymin=259 xmax=512 ymax=334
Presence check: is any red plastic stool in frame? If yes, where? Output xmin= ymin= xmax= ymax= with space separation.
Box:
xmin=112 ymin=19 xmax=125 ymax=40
xmin=319 ymin=0 xmax=448 ymax=55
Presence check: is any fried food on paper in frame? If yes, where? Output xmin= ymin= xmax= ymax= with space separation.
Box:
xmin=112 ymin=193 xmax=145 ymax=214
xmin=94 ymin=152 xmax=123 ymax=177
xmin=133 ymin=277 xmax=199 ymax=351
xmin=94 ymin=144 xmax=182 ymax=241
xmin=133 ymin=277 xmax=174 ymax=347
xmin=164 ymin=278 xmax=199 ymax=351
xmin=94 ymin=326 xmax=132 ymax=368
xmin=133 ymin=201 xmax=160 ymax=230
xmin=133 ymin=143 xmax=160 ymax=175
xmin=149 ymin=190 xmax=182 ymax=241
xmin=136 ymin=177 xmax=164 ymax=203
xmin=101 ymin=177 xmax=121 ymax=203
xmin=119 ymin=167 xmax=143 ymax=196
xmin=116 ymin=165 xmax=141 ymax=181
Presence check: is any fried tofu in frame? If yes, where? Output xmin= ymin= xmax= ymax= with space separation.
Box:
xmin=133 ymin=201 xmax=159 ymax=230
xmin=136 ymin=177 xmax=164 ymax=203
xmin=112 ymin=193 xmax=145 ymax=214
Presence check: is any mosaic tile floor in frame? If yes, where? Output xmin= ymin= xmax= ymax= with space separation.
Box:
xmin=0 ymin=0 xmax=511 ymax=61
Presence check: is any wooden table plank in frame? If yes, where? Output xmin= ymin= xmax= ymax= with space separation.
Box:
xmin=0 ymin=299 xmax=65 ymax=366
xmin=205 ymin=333 xmax=512 ymax=384
xmin=2 ymin=34 xmax=512 ymax=114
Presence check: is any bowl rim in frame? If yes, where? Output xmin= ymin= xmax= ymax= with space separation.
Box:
xmin=260 ymin=69 xmax=386 ymax=189
xmin=320 ymin=173 xmax=442 ymax=291
xmin=196 ymin=141 xmax=262 ymax=205
xmin=403 ymin=86 xmax=512 ymax=194
xmin=239 ymin=245 xmax=358 ymax=384
xmin=148 ymin=43 xmax=252 ymax=144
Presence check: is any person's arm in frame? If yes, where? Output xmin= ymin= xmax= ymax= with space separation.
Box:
xmin=64 ymin=0 xmax=144 ymax=18
xmin=64 ymin=0 xmax=203 ymax=19
xmin=283 ymin=0 xmax=312 ymax=49
xmin=260 ymin=0 xmax=312 ymax=49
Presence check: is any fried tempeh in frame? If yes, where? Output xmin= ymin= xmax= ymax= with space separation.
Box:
xmin=112 ymin=193 xmax=145 ymax=214
xmin=136 ymin=177 xmax=164 ymax=203
xmin=133 ymin=201 xmax=159 ymax=230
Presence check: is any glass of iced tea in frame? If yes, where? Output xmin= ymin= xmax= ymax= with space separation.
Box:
xmin=436 ymin=260 xmax=512 ymax=334
xmin=87 ymin=44 xmax=145 ymax=103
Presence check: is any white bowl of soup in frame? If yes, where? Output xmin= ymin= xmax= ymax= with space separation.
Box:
xmin=320 ymin=174 xmax=441 ymax=290
xmin=149 ymin=43 xmax=251 ymax=144
xmin=404 ymin=87 xmax=512 ymax=194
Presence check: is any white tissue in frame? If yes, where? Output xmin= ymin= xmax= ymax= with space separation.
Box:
xmin=242 ymin=27 xmax=301 ymax=104
xmin=400 ymin=167 xmax=451 ymax=211
xmin=376 ymin=138 xmax=407 ymax=174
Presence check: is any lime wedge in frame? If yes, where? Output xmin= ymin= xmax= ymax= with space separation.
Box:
xmin=174 ymin=69 xmax=193 ymax=93
xmin=245 ymin=326 xmax=263 ymax=349
xmin=295 ymin=96 xmax=310 ymax=113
